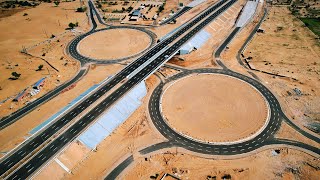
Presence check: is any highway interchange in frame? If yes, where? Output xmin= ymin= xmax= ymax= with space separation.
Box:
xmin=1 ymin=0 xmax=242 ymax=179
xmin=0 ymin=0 xmax=319 ymax=179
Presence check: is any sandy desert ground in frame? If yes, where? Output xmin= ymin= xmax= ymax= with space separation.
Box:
xmin=35 ymin=75 xmax=167 ymax=179
xmin=0 ymin=64 xmax=123 ymax=157
xmin=150 ymin=0 xmax=220 ymax=40
xmin=162 ymin=74 xmax=268 ymax=143
xmin=1 ymin=0 xmax=319 ymax=179
xmin=78 ymin=28 xmax=151 ymax=60
xmin=169 ymin=0 xmax=246 ymax=68
xmin=243 ymin=6 xmax=320 ymax=132
xmin=0 ymin=1 xmax=90 ymax=118
xmin=123 ymin=148 xmax=320 ymax=179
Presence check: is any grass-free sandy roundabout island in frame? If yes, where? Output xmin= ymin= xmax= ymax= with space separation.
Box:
xmin=78 ymin=28 xmax=151 ymax=60
xmin=161 ymin=74 xmax=269 ymax=143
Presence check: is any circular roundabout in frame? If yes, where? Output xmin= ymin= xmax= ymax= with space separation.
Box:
xmin=161 ymin=73 xmax=269 ymax=144
xmin=68 ymin=26 xmax=156 ymax=65
xmin=149 ymin=68 xmax=283 ymax=155
xmin=78 ymin=28 xmax=151 ymax=60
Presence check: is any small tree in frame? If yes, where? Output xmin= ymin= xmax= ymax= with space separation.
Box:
xmin=11 ymin=72 xmax=21 ymax=80
xmin=172 ymin=19 xmax=176 ymax=24
xmin=76 ymin=6 xmax=87 ymax=12
xmin=54 ymin=1 xmax=60 ymax=7
xmin=68 ymin=22 xmax=75 ymax=29
xmin=37 ymin=65 xmax=44 ymax=71
xmin=158 ymin=5 xmax=164 ymax=12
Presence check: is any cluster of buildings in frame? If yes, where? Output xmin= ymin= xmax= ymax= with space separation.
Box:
xmin=128 ymin=4 xmax=159 ymax=21
xmin=13 ymin=77 xmax=46 ymax=102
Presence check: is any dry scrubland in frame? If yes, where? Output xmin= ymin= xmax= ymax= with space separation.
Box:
xmin=0 ymin=64 xmax=123 ymax=158
xmin=34 ymin=1 xmax=320 ymax=180
xmin=78 ymin=29 xmax=151 ymax=60
xmin=243 ymin=6 xmax=320 ymax=131
xmin=0 ymin=1 xmax=90 ymax=117
xmin=123 ymin=148 xmax=319 ymax=179
xmin=1 ymin=0 xmax=319 ymax=179
xmin=98 ymin=0 xmax=193 ymax=25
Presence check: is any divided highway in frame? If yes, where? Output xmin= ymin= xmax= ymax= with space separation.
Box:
xmin=0 ymin=0 xmax=100 ymax=130
xmin=1 ymin=0 xmax=238 ymax=179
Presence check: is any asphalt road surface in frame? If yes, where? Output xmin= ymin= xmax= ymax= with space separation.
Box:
xmin=104 ymin=4 xmax=320 ymax=178
xmin=0 ymin=0 xmax=155 ymax=130
xmin=159 ymin=6 xmax=192 ymax=25
xmin=0 ymin=69 xmax=87 ymax=130
xmin=105 ymin=69 xmax=320 ymax=178
xmin=1 ymin=0 xmax=238 ymax=179
xmin=0 ymin=0 xmax=100 ymax=130
xmin=149 ymin=68 xmax=285 ymax=155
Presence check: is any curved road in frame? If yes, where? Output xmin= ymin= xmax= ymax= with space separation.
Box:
xmin=105 ymin=3 xmax=320 ymax=177
xmin=1 ymin=0 xmax=240 ymax=179
xmin=0 ymin=0 xmax=156 ymax=130
xmin=149 ymin=68 xmax=284 ymax=155
xmin=105 ymin=69 xmax=319 ymax=179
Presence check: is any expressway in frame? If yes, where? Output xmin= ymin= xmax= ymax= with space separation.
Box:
xmin=0 ymin=69 xmax=87 ymax=130
xmin=0 ymin=0 xmax=101 ymax=130
xmin=0 ymin=0 xmax=156 ymax=130
xmin=104 ymin=4 xmax=320 ymax=177
xmin=0 ymin=0 xmax=228 ymax=130
xmin=1 ymin=0 xmax=239 ymax=179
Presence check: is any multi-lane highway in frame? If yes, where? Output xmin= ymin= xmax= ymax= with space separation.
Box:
xmin=0 ymin=0 xmax=101 ymax=130
xmin=1 ymin=0 xmax=239 ymax=179
xmin=104 ymin=4 xmax=320 ymax=177
xmin=0 ymin=69 xmax=87 ymax=130
xmin=3 ymin=0 xmax=317 ymax=178
xmin=0 ymin=0 xmax=156 ymax=130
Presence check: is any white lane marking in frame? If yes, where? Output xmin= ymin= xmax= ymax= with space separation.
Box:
xmin=27 ymin=166 xmax=34 ymax=173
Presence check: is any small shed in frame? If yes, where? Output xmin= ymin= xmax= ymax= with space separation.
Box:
xmin=129 ymin=16 xmax=139 ymax=21
xmin=33 ymin=77 xmax=46 ymax=90
xmin=131 ymin=9 xmax=141 ymax=17
xmin=13 ymin=88 xmax=29 ymax=102
xmin=152 ymin=14 xmax=158 ymax=20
